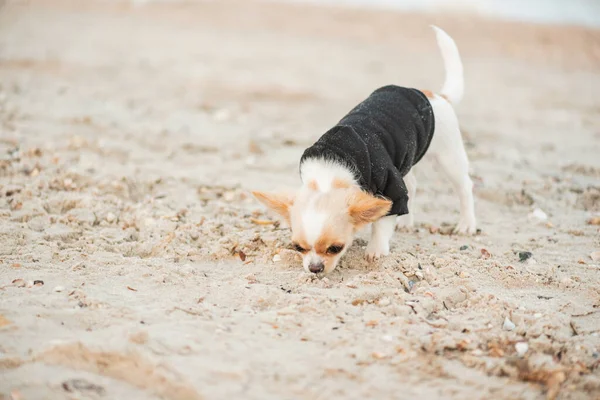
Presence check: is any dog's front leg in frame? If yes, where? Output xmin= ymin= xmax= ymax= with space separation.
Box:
xmin=365 ymin=215 xmax=396 ymax=261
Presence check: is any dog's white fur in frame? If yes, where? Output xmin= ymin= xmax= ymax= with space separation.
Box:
xmin=254 ymin=26 xmax=476 ymax=274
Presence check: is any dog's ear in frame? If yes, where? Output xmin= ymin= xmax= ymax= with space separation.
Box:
xmin=347 ymin=191 xmax=392 ymax=227
xmin=252 ymin=191 xmax=295 ymax=223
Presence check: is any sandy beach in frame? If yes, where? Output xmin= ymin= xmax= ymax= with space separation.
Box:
xmin=1 ymin=1 xmax=599 ymax=399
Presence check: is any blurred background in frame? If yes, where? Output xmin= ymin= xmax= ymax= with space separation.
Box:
xmin=284 ymin=0 xmax=600 ymax=27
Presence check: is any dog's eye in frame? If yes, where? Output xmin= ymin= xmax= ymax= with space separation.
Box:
xmin=293 ymin=243 xmax=306 ymax=253
xmin=326 ymin=244 xmax=344 ymax=255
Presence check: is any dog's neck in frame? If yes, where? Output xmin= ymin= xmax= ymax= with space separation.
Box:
xmin=300 ymin=158 xmax=358 ymax=192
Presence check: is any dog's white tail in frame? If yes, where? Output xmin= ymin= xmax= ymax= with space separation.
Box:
xmin=431 ymin=25 xmax=464 ymax=105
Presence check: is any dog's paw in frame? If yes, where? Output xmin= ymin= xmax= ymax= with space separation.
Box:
xmin=365 ymin=242 xmax=390 ymax=262
xmin=453 ymin=217 xmax=477 ymax=235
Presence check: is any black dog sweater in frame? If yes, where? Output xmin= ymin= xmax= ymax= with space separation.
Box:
xmin=300 ymin=85 xmax=435 ymax=216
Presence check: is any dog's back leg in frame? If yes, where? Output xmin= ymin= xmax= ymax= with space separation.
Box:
xmin=427 ymin=97 xmax=476 ymax=234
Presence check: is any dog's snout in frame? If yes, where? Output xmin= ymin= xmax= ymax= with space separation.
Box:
xmin=308 ymin=261 xmax=324 ymax=274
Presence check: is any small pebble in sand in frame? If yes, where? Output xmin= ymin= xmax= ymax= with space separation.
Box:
xmin=518 ymin=251 xmax=533 ymax=262
xmin=503 ymin=316 xmax=516 ymax=331
xmin=248 ymin=140 xmax=264 ymax=155
xmin=559 ymin=277 xmax=575 ymax=288
xmin=528 ymin=208 xmax=548 ymax=222
xmin=33 ymin=280 xmax=44 ymax=286
xmin=515 ymin=342 xmax=529 ymax=357
xmin=382 ymin=335 xmax=394 ymax=342
xmin=460 ymin=245 xmax=469 ymax=251
xmin=272 ymin=254 xmax=281 ymax=262
xmin=54 ymin=286 xmax=65 ymax=292
xmin=590 ymin=251 xmax=600 ymax=262
xmin=105 ymin=212 xmax=116 ymax=223
xmin=245 ymin=273 xmax=257 ymax=284
xmin=458 ymin=270 xmax=470 ymax=278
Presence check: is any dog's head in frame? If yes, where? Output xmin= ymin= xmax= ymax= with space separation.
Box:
xmin=253 ymin=182 xmax=391 ymax=274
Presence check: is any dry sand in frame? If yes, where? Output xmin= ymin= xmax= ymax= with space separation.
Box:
xmin=1 ymin=1 xmax=599 ymax=399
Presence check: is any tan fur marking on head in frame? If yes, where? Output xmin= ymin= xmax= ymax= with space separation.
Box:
xmin=307 ymin=180 xmax=318 ymax=191
xmin=332 ymin=178 xmax=351 ymax=189
xmin=291 ymin=236 xmax=310 ymax=252
xmin=347 ymin=191 xmax=392 ymax=227
xmin=252 ymin=191 xmax=294 ymax=223
xmin=314 ymin=224 xmax=344 ymax=255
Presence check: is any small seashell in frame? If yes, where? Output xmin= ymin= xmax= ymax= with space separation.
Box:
xmin=377 ymin=298 xmax=391 ymax=307
xmin=480 ymin=248 xmax=491 ymax=259
xmin=12 ymin=279 xmax=26 ymax=287
xmin=54 ymin=286 xmax=65 ymax=292
xmin=471 ymin=349 xmax=483 ymax=356
xmin=272 ymin=254 xmax=281 ymax=262
xmin=515 ymin=342 xmax=529 ymax=357
xmin=528 ymin=208 xmax=547 ymax=222
xmin=223 ymin=192 xmax=236 ymax=202
xmin=106 ymin=212 xmax=116 ymax=223
xmin=33 ymin=280 xmax=44 ymax=286
xmin=502 ymin=316 xmax=516 ymax=331
xmin=213 ymin=108 xmax=231 ymax=122
xmin=587 ymin=217 xmax=600 ymax=226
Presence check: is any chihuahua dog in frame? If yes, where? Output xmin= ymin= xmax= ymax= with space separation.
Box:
xmin=253 ymin=26 xmax=476 ymax=275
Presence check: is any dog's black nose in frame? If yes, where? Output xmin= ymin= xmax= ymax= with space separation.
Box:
xmin=308 ymin=261 xmax=324 ymax=274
